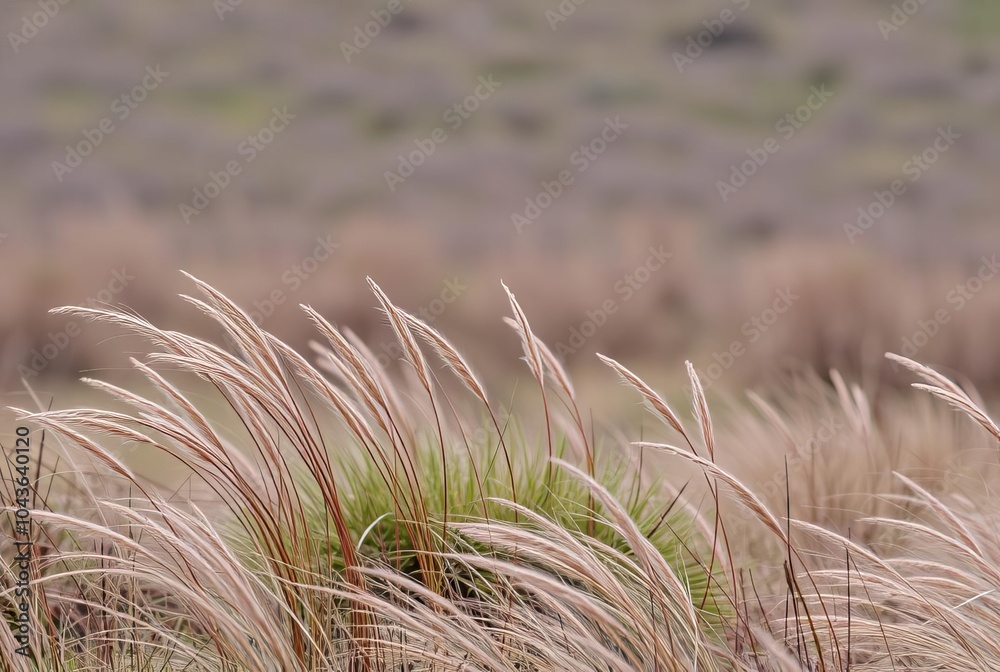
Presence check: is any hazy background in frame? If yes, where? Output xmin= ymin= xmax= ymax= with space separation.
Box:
xmin=2 ymin=0 xmax=1000 ymax=405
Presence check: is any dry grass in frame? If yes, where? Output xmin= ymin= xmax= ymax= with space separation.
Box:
xmin=7 ymin=218 xmax=1000 ymax=400
xmin=1 ymin=276 xmax=999 ymax=670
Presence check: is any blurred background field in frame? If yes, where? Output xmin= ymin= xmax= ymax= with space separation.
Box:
xmin=1 ymin=0 xmax=1000 ymax=408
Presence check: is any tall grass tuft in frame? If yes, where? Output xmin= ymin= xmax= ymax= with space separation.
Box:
xmin=2 ymin=277 xmax=999 ymax=670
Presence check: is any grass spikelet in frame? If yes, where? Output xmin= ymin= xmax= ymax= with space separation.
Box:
xmin=402 ymin=311 xmax=488 ymax=405
xmin=501 ymin=282 xmax=544 ymax=385
xmin=887 ymin=352 xmax=1000 ymax=440
xmin=366 ymin=278 xmax=431 ymax=394
xmin=597 ymin=353 xmax=692 ymax=450
xmin=685 ymin=360 xmax=715 ymax=462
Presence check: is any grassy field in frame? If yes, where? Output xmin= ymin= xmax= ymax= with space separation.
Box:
xmin=2 ymin=277 xmax=999 ymax=670
xmin=4 ymin=1 xmax=1000 ymax=668
xmin=3 ymin=0 xmax=1000 ymax=396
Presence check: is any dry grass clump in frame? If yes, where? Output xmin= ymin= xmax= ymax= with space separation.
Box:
xmin=1 ymin=276 xmax=999 ymax=670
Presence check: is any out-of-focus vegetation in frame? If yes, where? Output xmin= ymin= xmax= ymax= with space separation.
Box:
xmin=1 ymin=0 xmax=998 ymax=397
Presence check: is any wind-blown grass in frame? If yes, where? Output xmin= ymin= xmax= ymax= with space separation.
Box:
xmin=1 ymin=276 xmax=999 ymax=670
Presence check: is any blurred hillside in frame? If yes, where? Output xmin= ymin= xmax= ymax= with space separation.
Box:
xmin=2 ymin=0 xmax=1000 ymax=395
